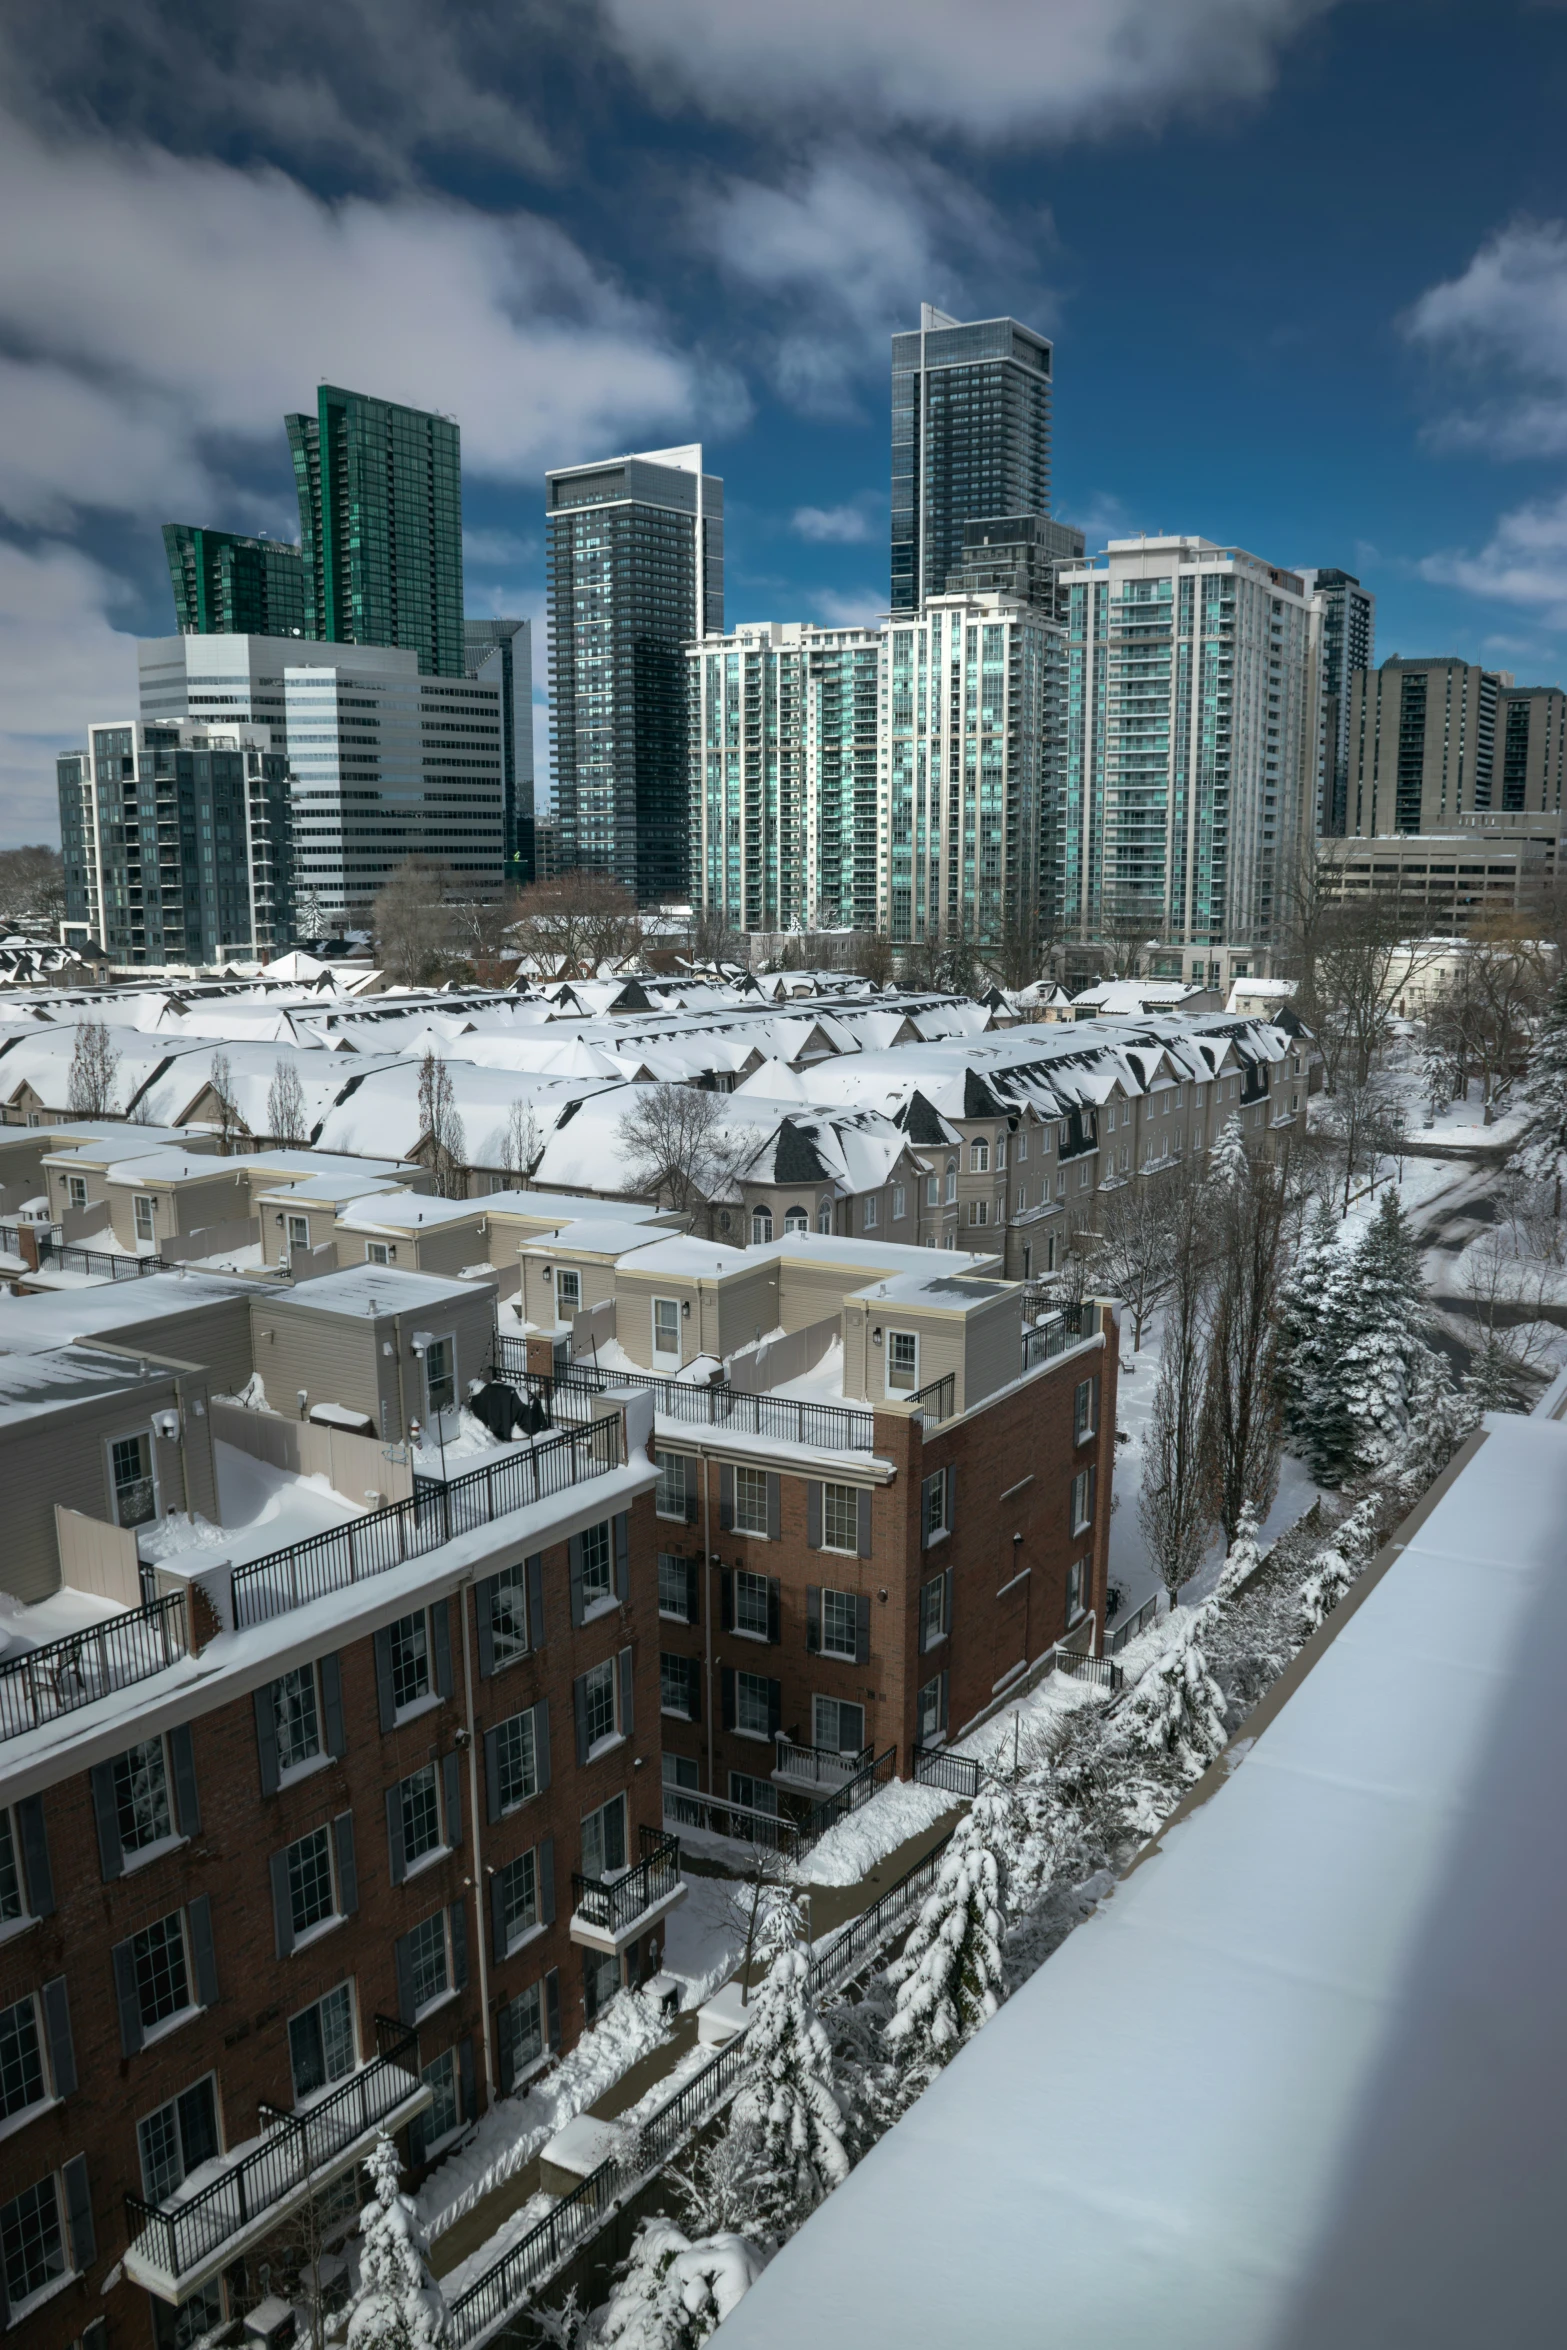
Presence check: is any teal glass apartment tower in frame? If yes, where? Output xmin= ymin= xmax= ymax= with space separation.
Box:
xmin=891 ymin=306 xmax=1053 ymax=614
xmin=162 ymin=526 xmax=308 ymax=640
xmin=286 ymin=385 xmax=465 ymax=677
xmin=464 ymin=617 xmax=535 ymax=883
xmin=1297 ymin=568 xmax=1375 ymax=836
xmin=546 ymin=444 xmax=723 ymax=903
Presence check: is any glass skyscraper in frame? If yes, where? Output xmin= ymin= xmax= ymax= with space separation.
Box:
xmin=1297 ymin=568 xmax=1375 ymax=835
xmin=464 ymin=617 xmax=535 ymax=884
xmin=546 ymin=444 xmax=723 ymax=903
xmin=891 ymin=306 xmax=1053 ymax=614
xmin=162 ymin=526 xmax=308 ymax=641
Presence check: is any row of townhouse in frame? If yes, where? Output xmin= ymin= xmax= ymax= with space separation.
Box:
xmin=0 ymin=1226 xmax=1117 ymax=2350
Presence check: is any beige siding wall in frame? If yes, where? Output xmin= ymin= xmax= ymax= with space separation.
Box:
xmin=106 ymin=1298 xmax=256 ymax=1401
xmin=410 ymin=1220 xmax=488 ymax=1278
xmin=0 ymin=1371 xmax=211 ymax=1604
xmin=250 ymin=1289 xmax=496 ymax=1439
xmin=964 ymin=1292 xmax=1025 ymax=1407
xmin=714 ymin=1262 xmax=782 ymax=1358
xmin=844 ymin=1300 xmax=967 ymax=1410
xmin=614 ymin=1274 xmax=701 ymax=1370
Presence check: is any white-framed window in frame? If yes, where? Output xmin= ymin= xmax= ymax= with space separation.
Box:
xmin=967 ymin=1198 xmax=989 ymax=1226
xmin=732 ymin=1465 xmax=770 ymax=1536
xmin=924 ymin=1173 xmax=939 ymax=1207
xmin=1066 ymin=1557 xmax=1087 ymax=1624
xmin=0 ymin=2171 xmax=70 ymax=2317
xmin=555 ymin=1268 xmax=581 ymax=1324
xmin=664 ymin=1752 xmax=699 ymax=1794
xmin=493 ymin=1708 xmax=540 ymax=1810
xmin=784 ymin=1205 xmax=809 ymax=1234
xmin=487 ymin=1562 xmax=530 ymax=1669
xmin=1016 ymin=1129 xmax=1028 ymax=1161
xmin=917 ymin=1671 xmax=948 ymax=1744
xmin=813 ymin=1695 xmax=865 ymax=1755
xmin=581 ymin=1793 xmax=626 ymax=1881
xmin=495 ymin=1849 xmax=538 ymax=1952
xmin=996 ymin=1133 xmax=1007 ymax=1168
xmin=862 ymin=1193 xmax=879 ymax=1230
xmin=921 ymin=1465 xmax=951 ymax=1545
xmin=818 ymin=1203 xmax=833 ymax=1234
xmin=1078 ymin=1161 xmax=1092 ymax=1189
xmin=388 ymin=1610 xmax=432 ymax=1714
xmin=751 ymin=1207 xmax=773 ymax=1244
xmin=579 ymin=1519 xmax=614 ymax=1611
xmin=288 ymin=1982 xmax=356 ymax=2101
xmin=887 ymin=1330 xmax=919 ymax=1393
xmin=112 ymin=1737 xmax=175 ymax=1860
xmin=128 ymin=1909 xmax=198 ymax=2035
xmin=1074 ymin=1377 xmax=1097 ymax=1443
xmin=652 ymin=1296 xmax=681 ymax=1361
xmin=581 ymin=1658 xmax=618 ymax=1753
xmin=407 ymin=1911 xmax=451 ymax=2017
xmin=366 ymin=1240 xmax=394 ymax=1264
xmin=659 ymin=1551 xmax=695 ymax=1622
xmin=65 ymin=1174 xmax=88 ymax=1210
xmin=109 ymin=1430 xmax=157 ymax=1529
xmin=734 ymin=1671 xmax=774 ymax=1739
xmin=498 ymin=1979 xmax=545 ymax=2079
xmin=287 ymin=1213 xmax=309 ymax=1250
xmin=821 ymin=1482 xmax=860 ymax=1554
xmin=970 ymin=1140 xmax=989 ymax=1172
xmin=1119 ymin=1144 xmax=1131 ymax=1173
xmin=134 ymin=1195 xmax=157 ymax=1243
xmin=660 ymin=1652 xmax=699 ymax=1717
xmin=734 ymin=1566 xmax=772 ymax=1638
xmin=727 ymin=1770 xmax=777 ymax=1821
xmin=284 ymin=1825 xmax=340 ymax=1941
xmin=423 ymin=1335 xmax=455 ymax=1417
xmin=891 ymin=1182 xmax=906 ymax=1221
xmin=394 ymin=1764 xmax=445 ymax=1871
xmin=416 ymin=2047 xmax=463 ymax=2159
xmin=1071 ymin=1467 xmax=1095 ymax=1535
xmin=944 ymin=1160 xmax=957 ymax=1204
xmin=919 ymin=1573 xmax=949 ymax=1651
xmin=655 ymin=1450 xmax=692 ymax=1521
xmin=137 ymin=2074 xmax=219 ymax=2203
xmin=819 ymin=1588 xmax=858 ymax=1660
xmin=0 ymin=1994 xmax=52 ymax=2127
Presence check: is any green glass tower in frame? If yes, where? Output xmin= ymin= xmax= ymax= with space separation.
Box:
xmin=286 ymin=385 xmax=465 ymax=677
xmin=162 ymin=525 xmax=308 ymax=639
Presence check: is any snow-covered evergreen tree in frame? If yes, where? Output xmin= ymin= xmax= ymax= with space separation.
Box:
xmin=1275 ymin=1195 xmax=1345 ymax=1449
xmin=1332 ymin=1190 xmax=1430 ymax=1476
xmin=886 ymin=1784 xmax=1014 ymax=2072
xmin=1519 ymin=967 xmax=1567 ymax=1215
xmin=594 ymin=2219 xmax=768 ymax=2349
xmin=347 ymin=2133 xmax=449 ymax=2350
xmin=729 ymin=1891 xmax=848 ymax=2236
xmin=1116 ymin=1622 xmax=1228 ymax=1783
xmin=1205 ymin=1112 xmax=1250 ymax=1193
xmin=1213 ymin=1500 xmax=1265 ymax=1601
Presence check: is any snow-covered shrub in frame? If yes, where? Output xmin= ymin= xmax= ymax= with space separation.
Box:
xmin=885 ymin=1788 xmax=1013 ymax=2072
xmin=593 ymin=2219 xmax=768 ymax=2349
xmin=728 ymin=1891 xmax=848 ymax=2236
xmin=1213 ymin=1501 xmax=1265 ymax=1601
xmin=1114 ymin=1624 xmax=1227 ymax=1784
xmin=347 ymin=2133 xmax=449 ymax=2350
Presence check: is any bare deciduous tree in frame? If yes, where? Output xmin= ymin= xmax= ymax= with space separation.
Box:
xmin=1199 ymin=1154 xmax=1288 ymax=1547
xmin=619 ymin=1084 xmax=749 ymax=1218
xmin=987 ymin=904 xmax=1052 ymax=994
xmin=1092 ymin=893 xmax=1162 ymax=982
xmin=499 ymin=1099 xmax=540 ymax=1182
xmin=418 ymin=1050 xmax=467 ymax=1198
xmin=1425 ymin=922 xmax=1550 ymax=1125
xmin=1318 ymin=1069 xmax=1406 ymax=1215
xmin=1138 ymin=1211 xmax=1216 ymax=1611
xmin=690 ymin=902 xmax=749 ymax=969
xmin=208 ymin=1051 xmax=240 ymax=1152
xmin=266 ymin=1057 xmax=308 ymax=1145
xmin=1309 ymin=895 xmax=1442 ymax=1091
xmin=1082 ymin=1165 xmax=1192 ymax=1350
xmin=66 ymin=1019 xmax=120 ymax=1116
xmin=0 ymin=844 xmax=65 ymax=930
xmin=372 ymin=859 xmax=457 ymax=987
xmin=511 ymin=872 xmax=642 ymax=979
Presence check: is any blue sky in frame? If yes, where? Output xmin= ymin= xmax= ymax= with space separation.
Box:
xmin=3 ymin=0 xmax=1567 ymax=839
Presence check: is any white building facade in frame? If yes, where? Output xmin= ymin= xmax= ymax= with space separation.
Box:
xmin=1057 ymin=538 xmax=1321 ymax=976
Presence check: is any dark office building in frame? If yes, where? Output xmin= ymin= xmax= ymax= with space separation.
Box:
xmin=465 ymin=617 xmax=536 ymax=884
xmin=891 ymin=306 xmax=1053 ymax=613
xmin=162 ymin=526 xmax=308 ymax=641
xmin=945 ymin=512 xmax=1085 ymax=618
xmin=1299 ymin=568 xmax=1375 ymax=835
xmin=286 ymin=385 xmax=465 ymax=677
xmin=58 ymin=721 xmax=294 ymax=964
xmin=546 ymin=444 xmax=723 ymax=902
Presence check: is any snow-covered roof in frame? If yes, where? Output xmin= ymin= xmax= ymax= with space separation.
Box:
xmin=848 ymin=1269 xmax=1007 ymax=1312
xmin=0 ymin=1342 xmax=184 ymax=1424
xmin=717 ymin=1410 xmax=1567 ymax=2350
xmin=484 ymin=1190 xmax=673 ymax=1228
xmin=522 ymin=1220 xmax=671 ymax=1261
xmin=612 ymin=1236 xmax=749 ymax=1280
xmin=0 ymin=1271 xmax=262 ymax=1357
xmin=273 ymin=1266 xmax=491 ymax=1320
xmin=334 ymin=1190 xmax=489 ymax=1236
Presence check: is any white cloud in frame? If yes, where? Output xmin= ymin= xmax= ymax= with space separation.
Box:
xmin=1405 ymin=220 xmax=1567 ymax=458
xmin=0 ymin=542 xmax=139 ymax=841
xmin=791 ymin=497 xmax=883 ymax=544
xmin=809 ymin=586 xmax=889 ymax=627
xmin=606 ymin=0 xmax=1334 ymax=141
xmin=1419 ymin=491 xmax=1567 ymax=628
xmin=0 ymin=115 xmax=743 ymax=530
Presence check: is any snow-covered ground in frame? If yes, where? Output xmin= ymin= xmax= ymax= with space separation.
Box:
xmin=659 ymin=1871 xmax=749 ymax=2006
xmin=793 ymin=1779 xmax=956 ymax=1887
xmin=137 ymin=1440 xmax=366 ymax=1571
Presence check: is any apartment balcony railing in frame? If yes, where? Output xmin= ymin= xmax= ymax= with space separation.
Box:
xmin=489 ymin=1341 xmax=876 ymax=1454
xmin=230 ymin=1411 xmax=623 ymax=1631
xmin=907 ymin=1372 xmax=955 ymax=1424
xmin=0 ymin=1591 xmax=187 ymax=1747
xmin=773 ymin=1734 xmax=872 ymax=1792
xmin=125 ymin=2017 xmax=425 ymax=2294
xmin=570 ymin=1826 xmax=684 ymax=1950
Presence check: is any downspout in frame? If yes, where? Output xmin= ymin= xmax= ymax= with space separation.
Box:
xmin=459 ymin=1579 xmax=495 ymax=2101
xmin=703 ymin=1454 xmax=715 ymax=1797
xmin=392 ymin=1313 xmax=407 ymax=1443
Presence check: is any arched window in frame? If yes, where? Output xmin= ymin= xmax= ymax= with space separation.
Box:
xmin=818 ymin=1203 xmax=833 ymax=1234
xmin=944 ymin=1159 xmax=957 ymax=1204
xmin=751 ymin=1206 xmax=774 ymax=1245
xmin=718 ymin=1209 xmax=732 ymax=1233
xmin=784 ymin=1206 xmax=809 ymax=1234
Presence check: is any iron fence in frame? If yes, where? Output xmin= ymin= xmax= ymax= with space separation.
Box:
xmin=807 ymin=1823 xmax=955 ymax=2001
xmin=0 ymin=1591 xmax=187 ymax=1746
xmin=1053 ymin=1648 xmax=1124 ymax=1693
xmin=661 ymin=1787 xmax=802 ymax=1857
xmin=908 ymin=1373 xmax=955 ymax=1424
xmin=231 ymin=1413 xmax=623 ymax=1630
xmin=125 ymin=2018 xmax=420 ymax=2281
xmin=571 ymin=1828 xmax=681 ymax=1939
xmin=910 ymin=1744 xmax=996 ymax=1801
xmin=488 ymin=1342 xmax=876 ymax=1454
xmin=1106 ymin=1593 xmax=1161 ymax=1655
xmin=799 ymin=1745 xmax=896 ymax=1844
xmin=772 ymin=1734 xmax=873 ymax=1792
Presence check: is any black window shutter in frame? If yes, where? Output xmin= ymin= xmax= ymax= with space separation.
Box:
xmin=568 ymin=1533 xmax=585 ymax=1628
xmin=535 ymin=1696 xmax=552 ymax=1792
xmin=573 ymin=1674 xmax=589 ymax=1766
xmin=766 ymin=1678 xmax=782 ymax=1738
xmin=111 ymin=1939 xmax=143 ymax=2055
xmin=857 ymin=1488 xmax=873 ymax=1558
xmin=496 ymin=1997 xmax=516 ymax=2094
xmin=938 ymin=1669 xmax=949 ymax=1732
xmin=41 ymin=1976 xmax=76 ymax=2099
xmin=943 ymin=1566 xmax=954 ymax=1641
xmin=321 ymin=1652 xmax=346 ymax=1758
xmin=254 ymin=1686 xmax=280 ymax=1797
xmin=767 ymin=1576 xmax=781 ymax=1644
xmin=684 ymin=1487 xmax=699 ymax=1525
xmin=450 ymin=1900 xmax=469 ymax=1991
xmin=526 ymin=1553 xmax=545 ymax=1647
xmin=946 ymin=1464 xmax=957 ymax=1532
xmin=432 ymin=1597 xmax=454 ymax=1698
xmin=618 ymin=1645 xmax=634 ymax=1737
xmin=490 ymin=1872 xmax=509 ymax=1967
xmin=89 ymin=1762 xmax=123 ymax=1882
xmin=168 ymin=1723 xmax=200 ymax=1837
xmin=720 ymin=1668 xmax=736 ymax=1731
xmin=15 ymin=1797 xmax=53 ymax=1918
xmin=483 ymin=1728 xmax=502 ymax=1825
xmin=718 ymin=1464 xmax=734 ymax=1531
xmin=806 ymin=1481 xmax=822 ymax=1549
xmin=1087 ymin=1463 xmax=1097 ymax=1523
xmin=614 ymin=1512 xmax=630 ymax=1600
xmin=806 ymin=1585 xmax=821 ymax=1654
xmin=539 ymin=1834 xmax=556 ymax=1927
xmin=373 ymin=1626 xmax=396 ymax=1732
xmin=720 ymin=1567 xmax=733 ymax=1631
xmin=855 ymin=1593 xmax=871 ymax=1667
xmin=545 ymin=1967 xmax=561 ymax=2051
xmin=766 ymin=1474 xmax=781 ymax=1541
xmin=685 ymin=1657 xmax=701 ymax=1723
xmin=386 ymin=1786 xmax=407 ymax=1884
xmin=394 ymin=1931 xmax=416 ymax=2027
xmin=443 ymin=1751 xmax=463 ymax=1849
xmin=62 ymin=2154 xmax=94 ymax=2273
xmin=187 ymin=1895 xmax=218 ymax=2007
xmin=1091 ymin=1373 xmax=1101 ymax=1432
xmin=684 ymin=1557 xmax=700 ymax=1624
xmin=475 ymin=1575 xmax=496 ymax=1678
xmin=271 ymin=1848 xmax=295 ymax=1956
xmin=334 ymin=1813 xmax=358 ymax=1915
xmin=458 ymin=2034 xmax=476 ymax=2124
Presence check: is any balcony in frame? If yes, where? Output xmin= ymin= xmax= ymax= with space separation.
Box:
xmin=124 ymin=2019 xmax=429 ymax=2302
xmin=773 ymin=1734 xmax=872 ymax=1794
xmin=570 ymin=1828 xmax=686 ymax=1955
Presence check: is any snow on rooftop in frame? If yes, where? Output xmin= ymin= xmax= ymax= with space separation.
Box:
xmin=853 ymin=1268 xmax=1006 ymax=1310
xmin=0 ymin=1270 xmax=254 ymax=1356
xmin=718 ymin=1411 xmax=1567 ymax=2350
xmin=522 ymin=1220 xmax=670 ymax=1260
xmin=0 ymin=1342 xmax=178 ymax=1422
xmin=613 ymin=1235 xmax=749 ymax=1278
xmin=335 ymin=1188 xmax=490 ymax=1233
xmin=275 ymin=1265 xmax=490 ymax=1319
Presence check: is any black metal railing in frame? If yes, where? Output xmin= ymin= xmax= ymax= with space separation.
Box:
xmin=0 ymin=1591 xmax=187 ymax=1746
xmin=661 ymin=1786 xmax=802 ymax=1857
xmin=126 ymin=2018 xmax=420 ymax=2282
xmin=231 ymin=1413 xmax=623 ymax=1630
xmin=1019 ymin=1292 xmax=1094 ymax=1337
xmin=807 ymin=1822 xmax=955 ymax=2001
xmin=489 ymin=1341 xmax=876 ymax=1454
xmin=907 ymin=1373 xmax=955 ymax=1424
xmin=48 ymin=1242 xmax=169 ymax=1281
xmin=773 ymin=1734 xmax=873 ymax=1792
xmin=1053 ymin=1648 xmax=1124 ymax=1693
xmin=571 ymin=1827 xmax=681 ymax=1940
xmin=1106 ymin=1593 xmax=1160 ymax=1655
xmin=800 ymin=1745 xmax=896 ymax=1844
xmin=911 ymin=1744 xmax=997 ymax=1801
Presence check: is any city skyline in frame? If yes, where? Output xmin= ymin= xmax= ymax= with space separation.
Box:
xmin=3 ymin=4 xmax=1567 ymax=842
